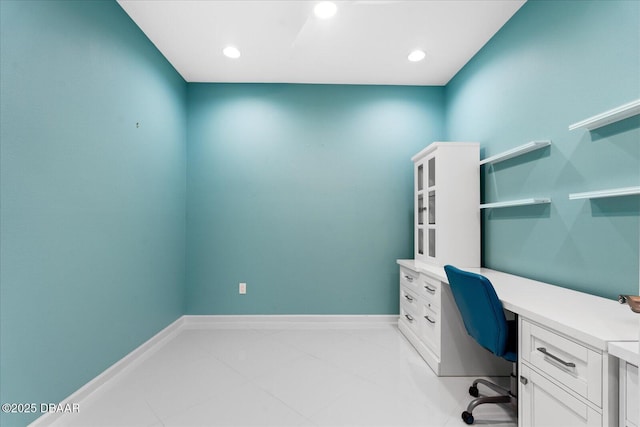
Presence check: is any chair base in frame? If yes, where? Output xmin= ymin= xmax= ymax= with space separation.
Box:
xmin=461 ymin=364 xmax=518 ymax=425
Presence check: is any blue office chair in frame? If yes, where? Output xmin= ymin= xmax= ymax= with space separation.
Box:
xmin=444 ymin=265 xmax=517 ymax=425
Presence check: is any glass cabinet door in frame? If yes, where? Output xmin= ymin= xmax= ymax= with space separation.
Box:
xmin=418 ymin=194 xmax=424 ymax=225
xmin=415 ymin=156 xmax=435 ymax=262
xmin=428 ymin=157 xmax=435 ymax=187
xmin=418 ymin=229 xmax=424 ymax=256
xmin=428 ymin=191 xmax=435 ymax=225
xmin=428 ymin=228 xmax=436 ymax=258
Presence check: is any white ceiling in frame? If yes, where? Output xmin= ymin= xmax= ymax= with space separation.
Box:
xmin=117 ymin=0 xmax=526 ymax=86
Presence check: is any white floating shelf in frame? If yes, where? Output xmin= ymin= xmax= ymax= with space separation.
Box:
xmin=569 ymin=99 xmax=640 ymax=131
xmin=568 ymin=186 xmax=640 ymax=200
xmin=480 ymin=140 xmax=551 ymax=165
xmin=480 ymin=198 xmax=552 ymax=209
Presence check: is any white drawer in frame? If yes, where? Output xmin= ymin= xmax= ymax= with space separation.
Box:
xmin=626 ymin=362 xmax=638 ymax=426
xmin=519 ymin=362 xmax=602 ymax=427
xmin=521 ymin=319 xmax=602 ymax=407
xmin=400 ymin=267 xmax=419 ymax=292
xmin=420 ymin=303 xmax=441 ymax=355
xmin=399 ymin=286 xmax=420 ymax=333
xmin=400 ymin=286 xmax=420 ymax=314
xmin=418 ymin=274 xmax=441 ymax=308
xmin=399 ymin=304 xmax=419 ymax=335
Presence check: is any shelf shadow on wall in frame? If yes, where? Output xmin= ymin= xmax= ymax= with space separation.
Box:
xmin=483 ymin=203 xmax=551 ymax=220
xmin=589 ymin=195 xmax=640 ymax=217
xmin=590 ymin=115 xmax=640 ymax=142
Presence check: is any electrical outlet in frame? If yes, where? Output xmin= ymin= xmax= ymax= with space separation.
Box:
xmin=239 ymin=282 xmax=246 ymax=294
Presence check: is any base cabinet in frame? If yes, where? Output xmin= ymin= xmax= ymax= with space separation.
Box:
xmin=398 ymin=264 xmax=511 ymax=376
xmin=519 ymin=363 xmax=602 ymax=427
xmin=519 ymin=318 xmax=618 ymax=427
xmin=620 ymin=361 xmax=638 ymax=427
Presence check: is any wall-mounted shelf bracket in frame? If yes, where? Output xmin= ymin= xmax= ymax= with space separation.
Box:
xmin=480 ymin=140 xmax=551 ymax=166
xmin=480 ymin=198 xmax=551 ymax=209
xmin=568 ymin=186 xmax=640 ymax=200
xmin=568 ymin=99 xmax=640 ymax=131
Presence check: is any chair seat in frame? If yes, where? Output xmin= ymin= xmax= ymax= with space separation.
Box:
xmin=503 ymin=350 xmax=517 ymax=363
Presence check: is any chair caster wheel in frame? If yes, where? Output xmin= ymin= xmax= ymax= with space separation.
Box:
xmin=462 ymin=411 xmax=474 ymax=425
xmin=468 ymin=385 xmax=479 ymax=397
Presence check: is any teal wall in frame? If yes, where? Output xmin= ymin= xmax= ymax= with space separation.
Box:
xmin=186 ymin=84 xmax=445 ymax=314
xmin=0 ymin=1 xmax=186 ymax=426
xmin=446 ymin=0 xmax=640 ymax=298
xmin=2 ymin=0 xmax=639 ymax=425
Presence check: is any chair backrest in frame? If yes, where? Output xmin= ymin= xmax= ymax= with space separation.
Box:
xmin=444 ymin=265 xmax=509 ymax=358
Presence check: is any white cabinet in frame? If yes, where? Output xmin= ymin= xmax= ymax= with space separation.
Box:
xmin=519 ymin=318 xmax=618 ymax=427
xmin=611 ymin=342 xmax=639 ymax=427
xmin=621 ymin=362 xmax=638 ymax=427
xmin=401 ymin=142 xmax=495 ymax=375
xmin=519 ymin=363 xmax=602 ymax=427
xmin=398 ymin=263 xmax=511 ymax=376
xmin=412 ymin=142 xmax=480 ymax=267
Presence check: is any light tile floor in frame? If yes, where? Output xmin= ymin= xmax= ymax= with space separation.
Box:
xmin=49 ymin=324 xmax=516 ymax=426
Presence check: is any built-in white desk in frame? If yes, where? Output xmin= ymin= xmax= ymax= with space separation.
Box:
xmin=397 ymin=259 xmax=639 ymax=427
xmin=609 ymin=342 xmax=640 ymax=366
xmin=398 ymin=260 xmax=637 ymax=346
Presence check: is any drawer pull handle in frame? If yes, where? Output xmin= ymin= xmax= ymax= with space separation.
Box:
xmin=404 ymin=294 xmax=414 ymax=302
xmin=536 ymin=347 xmax=576 ymax=367
xmin=424 ymin=285 xmax=436 ymax=293
xmin=404 ymin=275 xmax=414 ymax=282
xmin=404 ymin=314 xmax=414 ymax=322
xmin=519 ymin=376 xmax=528 ymax=385
xmin=424 ymin=315 xmax=436 ymax=324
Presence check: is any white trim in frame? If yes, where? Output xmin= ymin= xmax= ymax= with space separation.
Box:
xmin=29 ymin=314 xmax=396 ymax=426
xmin=29 ymin=316 xmax=185 ymax=427
xmin=182 ymin=314 xmax=398 ymax=329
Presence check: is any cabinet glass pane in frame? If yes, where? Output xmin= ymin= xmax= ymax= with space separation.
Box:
xmin=428 ymin=191 xmax=435 ymax=225
xmin=417 ymin=164 xmax=424 ymax=191
xmin=418 ymin=195 xmax=424 ymax=225
xmin=428 ymin=157 xmax=435 ymax=187
xmin=428 ymin=229 xmax=435 ymax=258
xmin=418 ymin=229 xmax=424 ymax=255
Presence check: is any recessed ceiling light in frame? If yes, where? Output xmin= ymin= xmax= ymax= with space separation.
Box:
xmin=408 ymin=50 xmax=426 ymax=62
xmin=314 ymin=1 xmax=337 ymax=19
xmin=223 ymin=46 xmax=241 ymax=59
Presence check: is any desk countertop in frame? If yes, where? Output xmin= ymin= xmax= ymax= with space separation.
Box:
xmin=397 ymin=259 xmax=639 ymax=351
xmin=609 ymin=341 xmax=639 ymax=365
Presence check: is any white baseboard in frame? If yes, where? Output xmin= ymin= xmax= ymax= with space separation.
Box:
xmin=29 ymin=314 xmax=396 ymax=426
xmin=183 ymin=314 xmax=398 ymax=329
xmin=29 ymin=316 xmax=185 ymax=427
